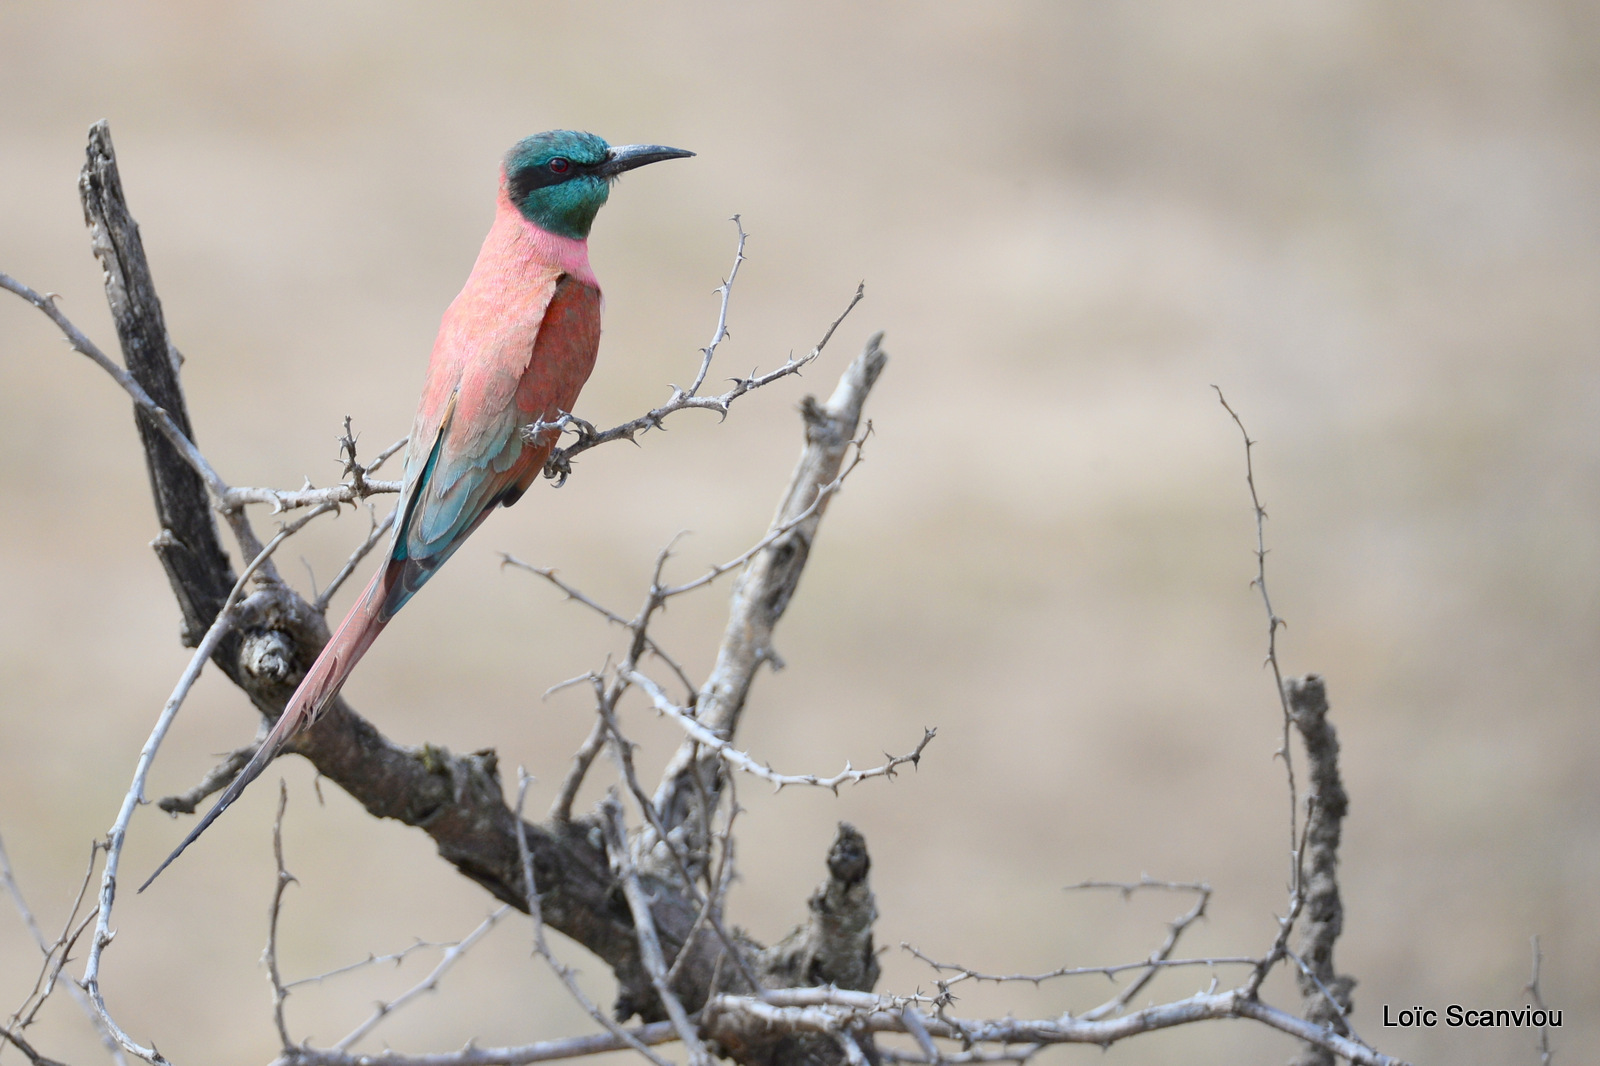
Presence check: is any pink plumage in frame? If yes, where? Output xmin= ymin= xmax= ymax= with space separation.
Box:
xmin=142 ymin=133 xmax=690 ymax=889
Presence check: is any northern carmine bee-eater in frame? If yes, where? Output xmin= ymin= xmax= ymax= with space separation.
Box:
xmin=141 ymin=131 xmax=693 ymax=890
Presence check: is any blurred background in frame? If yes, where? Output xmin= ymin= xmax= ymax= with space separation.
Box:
xmin=2 ymin=3 xmax=1596 ymax=1063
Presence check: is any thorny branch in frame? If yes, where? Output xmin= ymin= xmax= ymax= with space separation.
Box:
xmin=696 ymin=987 xmax=1408 ymax=1066
xmin=330 ymin=910 xmax=513 ymax=1053
xmin=600 ymin=799 xmax=710 ymax=1066
xmin=651 ymin=334 xmax=889 ymax=855
xmin=526 ymin=219 xmax=863 ymax=486
xmin=903 ymin=878 xmax=1250 ymax=1025
xmin=510 ymin=774 xmax=679 ymax=1066
xmin=630 ymin=671 xmax=934 ymax=793
xmin=88 ymin=517 xmax=301 ymax=1064
xmin=266 ymin=783 xmax=296 ymax=1050
xmin=0 ymin=123 xmax=1411 ymax=1066
xmin=1 ymin=836 xmax=124 ymax=1066
xmin=1214 ymin=387 xmax=1302 ymax=930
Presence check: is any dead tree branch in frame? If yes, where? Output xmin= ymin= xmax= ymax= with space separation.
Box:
xmin=1286 ymin=675 xmax=1357 ymax=1065
xmin=652 ymin=333 xmax=888 ymax=849
xmin=0 ymin=122 xmax=891 ymax=1064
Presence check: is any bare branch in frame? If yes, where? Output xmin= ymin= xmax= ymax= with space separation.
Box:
xmin=1284 ymin=675 xmax=1357 ymax=1065
xmin=599 ymin=798 xmax=710 ymax=1066
xmin=154 ymin=739 xmax=258 ymax=815
xmin=77 ymin=123 xmax=275 ymax=585
xmin=88 ymin=516 xmax=304 ymax=1063
xmin=331 ymin=908 xmax=512 ymax=1052
xmin=1 ymin=838 xmax=123 ymax=1065
xmin=314 ymin=509 xmax=396 ymax=614
xmin=1065 ymin=876 xmax=1210 ymax=897
xmin=632 ymin=670 xmax=932 ymax=793
xmin=265 ymin=782 xmax=296 ymax=1050
xmin=699 ymin=988 xmax=1410 ymax=1066
xmin=500 ymin=557 xmax=694 ymax=701
xmin=687 ymin=216 xmax=748 ymax=396
xmin=902 ymin=944 xmax=1254 ymax=990
xmin=1213 ymin=387 xmax=1304 ymax=996
xmin=510 ymin=775 xmax=677 ymax=1066
xmin=530 ymin=282 xmax=866 ymax=485
xmin=284 ymin=936 xmax=490 ymax=991
xmin=548 ymin=719 xmax=607 ymax=827
xmin=221 ymin=480 xmax=402 ymax=516
xmin=275 ymin=1022 xmax=678 ymax=1066
xmin=654 ymin=335 xmax=889 ymax=837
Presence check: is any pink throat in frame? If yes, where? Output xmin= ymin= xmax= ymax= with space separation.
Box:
xmin=493 ymin=184 xmax=598 ymax=287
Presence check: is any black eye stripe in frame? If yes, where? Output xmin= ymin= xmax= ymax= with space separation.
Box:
xmin=508 ymin=158 xmax=594 ymax=202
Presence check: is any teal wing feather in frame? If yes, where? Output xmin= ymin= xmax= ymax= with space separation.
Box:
xmin=381 ymin=275 xmax=600 ymax=619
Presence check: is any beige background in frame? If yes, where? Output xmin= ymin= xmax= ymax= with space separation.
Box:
xmin=2 ymin=3 xmax=1596 ymax=1064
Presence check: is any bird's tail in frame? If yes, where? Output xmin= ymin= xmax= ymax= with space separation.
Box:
xmin=139 ymin=562 xmax=397 ymax=891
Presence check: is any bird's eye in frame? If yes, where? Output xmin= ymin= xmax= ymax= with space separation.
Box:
xmin=548 ymin=157 xmax=571 ymax=174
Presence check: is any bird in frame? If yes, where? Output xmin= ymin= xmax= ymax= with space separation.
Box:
xmin=140 ymin=131 xmax=693 ymax=890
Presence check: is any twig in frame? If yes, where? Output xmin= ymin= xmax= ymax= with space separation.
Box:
xmin=632 ymin=670 xmax=933 ymax=793
xmin=697 ymin=988 xmax=1409 ymax=1066
xmin=501 ymin=557 xmax=694 ymax=701
xmin=511 ymin=775 xmax=677 ymax=1066
xmin=314 ymin=509 xmax=396 ymax=613
xmin=688 ymin=216 xmax=748 ymax=396
xmin=155 ymin=741 xmax=258 ymax=815
xmin=530 ymin=282 xmax=865 ymax=483
xmin=1081 ymin=880 xmax=1216 ymax=1020
xmin=547 ymin=719 xmax=607 ymax=827
xmin=284 ymin=937 xmax=481 ymax=990
xmin=599 ymin=797 xmax=710 ymax=1066
xmin=0 ymin=839 xmax=124 ymax=1065
xmin=222 ymin=481 xmax=402 ymax=516
xmin=87 ymin=520 xmax=301 ymax=1064
xmin=273 ymin=1022 xmax=678 ymax=1066
xmin=332 ymin=908 xmax=512 ymax=1052
xmin=265 ymin=782 xmax=296 ymax=1050
xmin=903 ymin=945 xmax=1253 ymax=990
xmin=1066 ymin=876 xmax=1209 ymax=897
xmin=1213 ymin=388 xmax=1304 ymax=995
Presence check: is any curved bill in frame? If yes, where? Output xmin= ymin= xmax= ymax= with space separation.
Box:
xmin=599 ymin=143 xmax=695 ymax=177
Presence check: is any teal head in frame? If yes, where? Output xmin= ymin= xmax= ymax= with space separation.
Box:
xmin=505 ymin=131 xmax=693 ymax=240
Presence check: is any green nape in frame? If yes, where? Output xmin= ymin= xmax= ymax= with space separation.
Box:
xmin=504 ymin=130 xmax=613 ymax=240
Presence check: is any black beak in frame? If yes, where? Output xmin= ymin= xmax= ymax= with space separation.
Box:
xmin=598 ymin=143 xmax=695 ymax=177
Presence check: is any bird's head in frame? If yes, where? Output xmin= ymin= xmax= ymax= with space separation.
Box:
xmin=504 ymin=130 xmax=693 ymax=240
